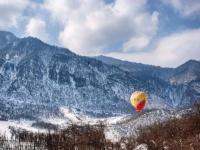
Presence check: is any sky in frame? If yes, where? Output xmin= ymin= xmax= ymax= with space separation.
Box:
xmin=0 ymin=0 xmax=200 ymax=67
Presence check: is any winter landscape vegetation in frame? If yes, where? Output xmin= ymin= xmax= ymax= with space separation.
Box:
xmin=0 ymin=0 xmax=200 ymax=149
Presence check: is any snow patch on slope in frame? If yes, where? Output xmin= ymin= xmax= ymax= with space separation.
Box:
xmin=59 ymin=106 xmax=130 ymax=125
xmin=0 ymin=120 xmax=47 ymax=139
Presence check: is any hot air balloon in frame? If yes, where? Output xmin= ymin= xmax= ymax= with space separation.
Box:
xmin=130 ymin=91 xmax=147 ymax=112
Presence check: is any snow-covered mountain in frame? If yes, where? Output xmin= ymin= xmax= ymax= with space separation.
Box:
xmin=169 ymin=60 xmax=200 ymax=84
xmin=0 ymin=31 xmax=199 ymax=121
xmin=95 ymin=55 xmax=200 ymax=107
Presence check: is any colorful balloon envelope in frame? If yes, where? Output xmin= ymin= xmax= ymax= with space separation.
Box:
xmin=130 ymin=91 xmax=147 ymax=112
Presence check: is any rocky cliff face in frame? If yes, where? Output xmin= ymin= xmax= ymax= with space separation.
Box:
xmin=0 ymin=31 xmax=199 ymax=120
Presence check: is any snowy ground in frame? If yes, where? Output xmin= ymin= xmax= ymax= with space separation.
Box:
xmin=0 ymin=107 xmax=192 ymax=142
xmin=0 ymin=120 xmax=48 ymax=139
xmin=43 ymin=106 xmax=131 ymax=126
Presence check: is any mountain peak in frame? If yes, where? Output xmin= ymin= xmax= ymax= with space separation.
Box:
xmin=176 ymin=59 xmax=200 ymax=71
xmin=170 ymin=59 xmax=200 ymax=84
xmin=21 ymin=36 xmax=47 ymax=47
xmin=0 ymin=31 xmax=18 ymax=49
xmin=0 ymin=31 xmax=74 ymax=56
xmin=0 ymin=31 xmax=16 ymax=37
xmin=183 ymin=59 xmax=200 ymax=66
xmin=0 ymin=31 xmax=17 ymax=41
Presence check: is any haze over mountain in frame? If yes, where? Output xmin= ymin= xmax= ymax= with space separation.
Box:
xmin=0 ymin=31 xmax=199 ymax=121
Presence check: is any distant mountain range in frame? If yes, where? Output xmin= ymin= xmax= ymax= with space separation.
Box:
xmin=95 ymin=55 xmax=200 ymax=83
xmin=0 ymin=31 xmax=199 ymax=120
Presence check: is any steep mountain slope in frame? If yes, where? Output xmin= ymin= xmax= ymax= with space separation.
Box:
xmin=0 ymin=31 xmax=199 ymax=121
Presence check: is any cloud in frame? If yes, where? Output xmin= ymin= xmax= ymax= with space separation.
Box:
xmin=44 ymin=0 xmax=159 ymax=55
xmin=0 ymin=0 xmax=198 ymax=67
xmin=106 ymin=28 xmax=200 ymax=67
xmin=161 ymin=0 xmax=200 ymax=17
xmin=123 ymin=11 xmax=159 ymax=52
xmin=0 ymin=0 xmax=29 ymax=28
xmin=25 ymin=17 xmax=49 ymax=42
xmin=43 ymin=0 xmax=80 ymax=25
xmin=123 ymin=36 xmax=150 ymax=52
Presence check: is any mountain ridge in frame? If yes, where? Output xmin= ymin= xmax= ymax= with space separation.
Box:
xmin=0 ymin=31 xmax=199 ymax=121
xmin=95 ymin=55 xmax=200 ymax=83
